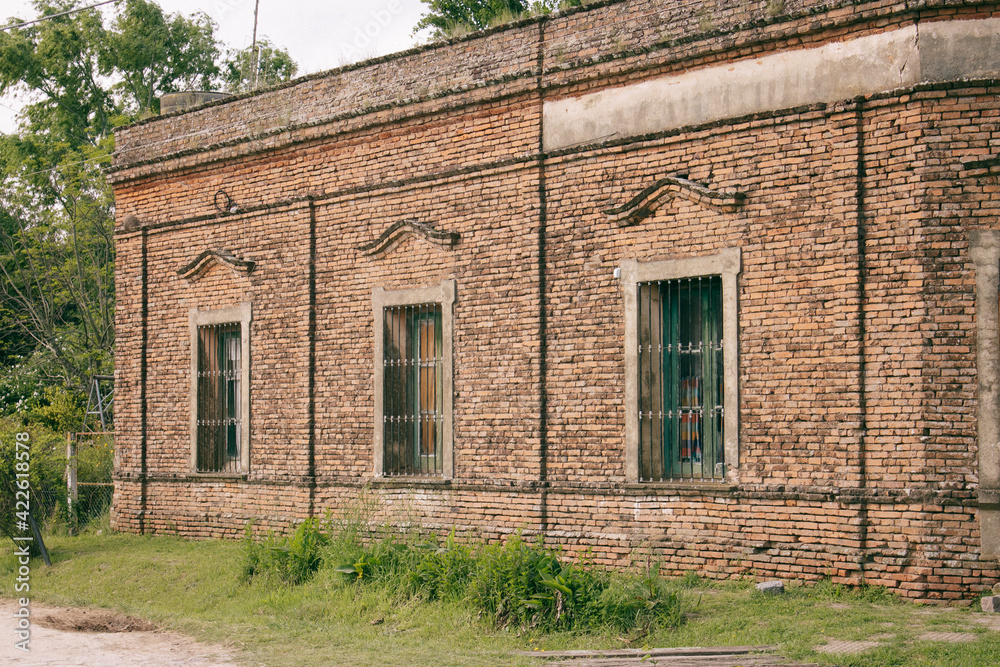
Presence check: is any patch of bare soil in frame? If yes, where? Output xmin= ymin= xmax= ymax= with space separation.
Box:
xmin=0 ymin=599 xmax=240 ymax=666
xmin=33 ymin=606 xmax=157 ymax=633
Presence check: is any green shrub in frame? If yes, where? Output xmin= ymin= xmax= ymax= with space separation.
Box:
xmin=469 ymin=534 xmax=566 ymax=629
xmin=467 ymin=534 xmax=675 ymax=633
xmin=335 ymin=536 xmax=419 ymax=586
xmin=23 ymin=387 xmax=85 ymax=434
xmin=406 ymin=529 xmax=475 ymax=601
xmin=244 ymin=508 xmax=687 ymax=637
xmin=331 ymin=529 xmax=685 ymax=635
xmin=0 ymin=416 xmax=69 ymax=544
xmin=241 ymin=518 xmax=328 ymax=585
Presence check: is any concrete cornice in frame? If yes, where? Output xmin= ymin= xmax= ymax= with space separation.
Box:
xmin=543 ymin=18 xmax=1000 ymax=151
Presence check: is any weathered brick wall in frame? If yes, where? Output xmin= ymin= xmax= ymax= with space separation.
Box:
xmin=111 ymin=0 xmax=1000 ymax=600
xmin=311 ymin=157 xmax=544 ymax=483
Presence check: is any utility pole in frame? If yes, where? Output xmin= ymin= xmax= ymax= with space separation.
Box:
xmin=250 ymin=0 xmax=261 ymax=89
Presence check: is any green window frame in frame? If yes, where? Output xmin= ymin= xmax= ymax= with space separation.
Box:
xmin=638 ymin=277 xmax=724 ymax=481
xmin=382 ymin=304 xmax=444 ymax=475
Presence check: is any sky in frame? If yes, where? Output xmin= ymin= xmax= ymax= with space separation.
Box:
xmin=0 ymin=0 xmax=431 ymax=133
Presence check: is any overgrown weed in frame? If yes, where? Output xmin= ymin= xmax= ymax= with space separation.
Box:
xmin=242 ymin=507 xmax=685 ymax=637
xmin=241 ymin=517 xmax=328 ymax=585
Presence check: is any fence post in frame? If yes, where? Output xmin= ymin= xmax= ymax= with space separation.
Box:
xmin=67 ymin=433 xmax=78 ymax=531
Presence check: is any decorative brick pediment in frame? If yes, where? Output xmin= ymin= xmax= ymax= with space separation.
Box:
xmin=358 ymin=219 xmax=460 ymax=257
xmin=177 ymin=249 xmax=256 ymax=283
xmin=605 ymin=176 xmax=746 ymax=227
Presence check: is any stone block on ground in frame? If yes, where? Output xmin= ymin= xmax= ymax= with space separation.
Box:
xmin=756 ymin=580 xmax=784 ymax=595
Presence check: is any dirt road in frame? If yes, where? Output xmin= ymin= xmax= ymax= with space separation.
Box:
xmin=0 ymin=599 xmax=242 ymax=666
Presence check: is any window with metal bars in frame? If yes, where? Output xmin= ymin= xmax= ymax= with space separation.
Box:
xmin=637 ymin=276 xmax=724 ymax=481
xmin=196 ymin=322 xmax=243 ymax=473
xmin=382 ymin=303 xmax=444 ymax=476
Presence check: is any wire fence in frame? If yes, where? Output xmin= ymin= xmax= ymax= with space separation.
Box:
xmin=26 ymin=483 xmax=112 ymax=530
xmin=66 ymin=432 xmax=114 ymax=529
xmin=1 ymin=426 xmax=114 ymax=544
xmin=72 ymin=483 xmax=114 ymax=524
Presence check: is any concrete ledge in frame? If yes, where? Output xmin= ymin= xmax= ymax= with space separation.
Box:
xmin=543 ymin=18 xmax=1000 ymax=150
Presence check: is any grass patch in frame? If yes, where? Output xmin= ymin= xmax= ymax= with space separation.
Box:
xmin=242 ymin=512 xmax=685 ymax=635
xmin=1 ymin=526 xmax=999 ymax=666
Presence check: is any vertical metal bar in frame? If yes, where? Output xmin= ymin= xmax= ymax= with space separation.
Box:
xmin=214 ymin=323 xmax=220 ymax=472
xmin=203 ymin=324 xmax=209 ymax=471
xmin=696 ymin=277 xmax=702 ymax=479
xmin=716 ymin=277 xmax=722 ymax=477
xmin=227 ymin=324 xmax=232 ymax=473
xmin=648 ymin=282 xmax=654 ymax=482
xmin=221 ymin=324 xmax=226 ymax=473
xmin=203 ymin=326 xmax=208 ymax=470
xmin=392 ymin=306 xmax=398 ymax=476
xmin=655 ymin=281 xmax=663 ymax=480
xmin=650 ymin=282 xmax=658 ymax=481
xmin=665 ymin=279 xmax=672 ymax=478
xmin=392 ymin=308 xmax=400 ymax=474
xmin=644 ymin=282 xmax=651 ymax=482
xmin=402 ymin=304 xmax=410 ymax=476
xmin=390 ymin=306 xmax=395 ymax=476
xmin=197 ymin=327 xmax=202 ymax=471
xmin=237 ymin=324 xmax=242 ymax=473
xmin=646 ymin=282 xmax=655 ymax=481
xmin=397 ymin=305 xmax=402 ymax=476
xmin=392 ymin=306 xmax=398 ymax=475
xmin=717 ymin=276 xmax=724 ymax=476
xmin=654 ymin=282 xmax=663 ymax=481
xmin=196 ymin=328 xmax=201 ymax=471
xmin=421 ymin=303 xmax=427 ymax=474
xmin=209 ymin=324 xmax=213 ymax=471
xmin=383 ymin=307 xmax=390 ymax=475
xmin=437 ymin=304 xmax=443 ymax=474
xmin=678 ymin=279 xmax=683 ymax=481
xmin=638 ymin=282 xmax=646 ymax=481
xmin=681 ymin=278 xmax=688 ymax=481
xmin=410 ymin=304 xmax=416 ymax=475
xmin=417 ymin=303 xmax=423 ymax=475
xmin=394 ymin=305 xmax=400 ymax=476
xmin=411 ymin=304 xmax=416 ymax=476
xmin=215 ymin=324 xmax=221 ymax=472
xmin=712 ymin=277 xmax=717 ymax=478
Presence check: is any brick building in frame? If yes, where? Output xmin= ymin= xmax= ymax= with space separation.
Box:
xmin=109 ymin=0 xmax=1000 ymax=600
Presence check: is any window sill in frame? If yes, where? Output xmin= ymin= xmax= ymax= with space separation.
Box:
xmin=623 ymin=481 xmax=737 ymax=493
xmin=190 ymin=471 xmax=248 ymax=480
xmin=371 ymin=476 xmax=452 ymax=489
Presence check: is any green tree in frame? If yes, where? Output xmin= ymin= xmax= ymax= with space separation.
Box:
xmin=0 ymin=0 xmax=232 ymax=394
xmin=101 ymin=0 xmax=220 ymax=116
xmin=222 ymin=37 xmax=297 ymax=94
xmin=416 ymin=0 xmax=580 ymax=37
